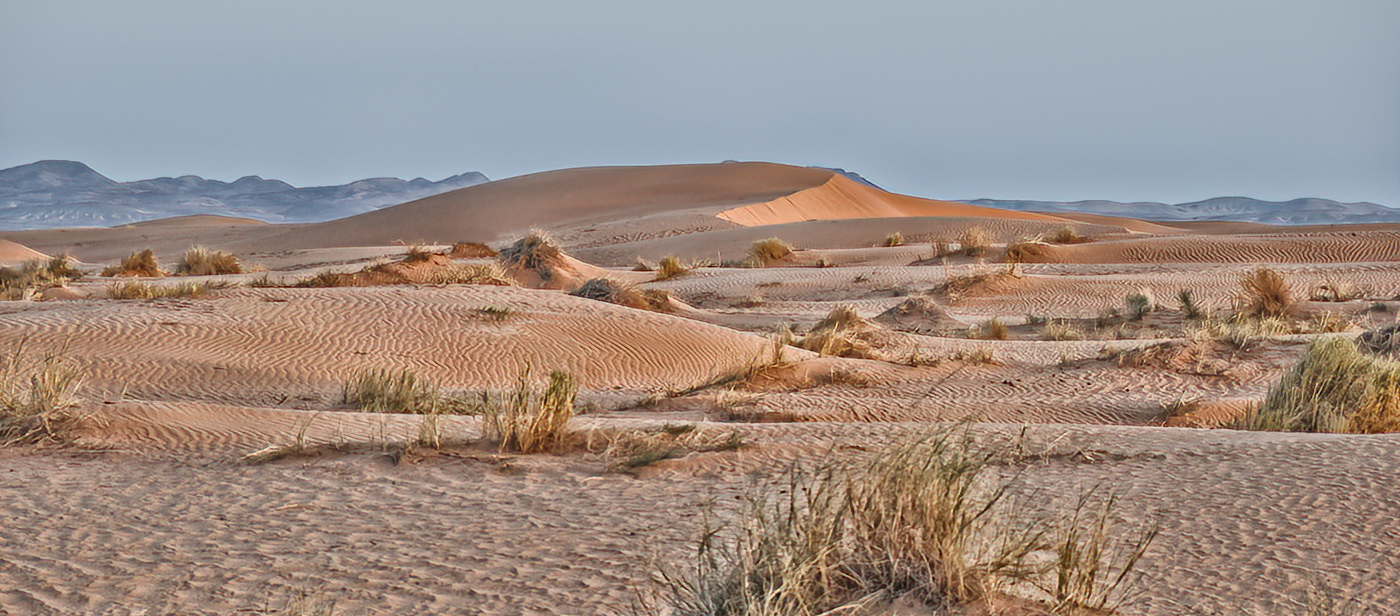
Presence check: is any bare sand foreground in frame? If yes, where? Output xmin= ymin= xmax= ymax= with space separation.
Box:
xmin=1 ymin=162 xmax=1398 ymax=615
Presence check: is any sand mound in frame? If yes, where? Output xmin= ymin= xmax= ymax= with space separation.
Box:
xmin=872 ymin=296 xmax=961 ymax=334
xmin=497 ymin=230 xmax=622 ymax=289
xmin=115 ymin=215 xmax=269 ymax=229
xmin=715 ymin=174 xmax=1062 ymax=227
xmin=299 ymin=252 xmax=515 ymax=287
xmin=0 ymin=239 xmax=49 ymax=264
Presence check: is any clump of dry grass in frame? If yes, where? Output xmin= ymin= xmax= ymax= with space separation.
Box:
xmin=424 ymin=262 xmax=517 ymax=286
xmin=102 ymin=249 xmax=164 ymax=277
xmin=401 ymin=245 xmax=439 ymax=263
xmin=789 ymin=305 xmax=886 ymax=359
xmin=1178 ymin=289 xmax=1203 ymax=320
xmin=1246 ymin=335 xmax=1400 ymax=433
xmin=1309 ymin=279 xmax=1363 ymax=303
xmin=647 ymin=428 xmax=1155 ymax=615
xmin=0 ymin=257 xmax=85 ymax=298
xmin=499 ymin=229 xmax=566 ymax=280
xmin=0 ymin=342 xmax=84 ymax=444
xmin=952 ymin=346 xmax=996 ymax=364
xmin=481 ymin=370 xmax=578 ymax=454
xmin=344 ymin=368 xmax=438 ymax=414
xmin=1125 ymin=290 xmax=1157 ymax=321
xmin=106 ymin=280 xmax=209 ymax=300
xmin=1237 ymin=267 xmax=1294 ymax=319
xmin=448 ymin=242 xmax=498 ymax=258
xmin=1048 ymin=226 xmax=1091 ymax=245
xmin=175 ymin=246 xmax=242 ymax=276
xmin=1040 ymin=320 xmax=1086 ymax=341
xmin=747 ymin=237 xmax=794 ymax=267
xmin=882 ymin=231 xmax=904 ymax=247
xmin=935 ymin=264 xmax=1020 ymax=300
xmin=655 ymin=255 xmax=691 ymax=281
xmin=969 ymin=317 xmax=1009 ymax=340
xmin=958 ymin=226 xmax=992 ymax=257
xmin=571 ymin=277 xmax=673 ymax=312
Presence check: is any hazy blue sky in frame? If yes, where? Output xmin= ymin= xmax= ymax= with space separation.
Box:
xmin=3 ymin=1 xmax=1398 ymax=205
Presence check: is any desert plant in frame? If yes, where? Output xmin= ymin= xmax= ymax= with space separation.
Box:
xmin=175 ymin=246 xmax=242 ymax=276
xmin=1048 ymin=226 xmax=1089 ymax=245
xmin=958 ymin=227 xmax=992 ymax=257
xmin=498 ymin=229 xmax=565 ymax=280
xmin=1247 ymin=336 xmax=1400 ymax=433
xmin=969 ymin=317 xmax=1008 ymax=340
xmin=481 ymin=370 xmax=578 ymax=453
xmin=647 ymin=428 xmax=1154 ymax=615
xmin=882 ymin=231 xmax=904 ymax=247
xmin=474 ymin=305 xmax=516 ymax=322
xmin=747 ymin=237 xmax=794 ymax=266
xmin=1310 ymin=279 xmax=1362 ymax=303
xmin=101 ymin=249 xmax=165 ymax=277
xmin=0 ymin=342 xmax=84 ymax=443
xmin=952 ymin=346 xmax=996 ymax=364
xmin=402 ymin=245 xmax=438 ymax=263
xmin=655 ymin=255 xmax=691 ymax=281
xmin=1004 ymin=239 xmax=1050 ymax=264
xmin=1040 ymin=321 xmax=1085 ymax=341
xmin=106 ymin=280 xmax=209 ymax=299
xmin=344 ymin=368 xmax=443 ymax=414
xmin=1125 ymin=291 xmax=1156 ymax=321
xmin=43 ymin=255 xmax=83 ymax=280
xmin=1178 ymin=289 xmax=1203 ymax=320
xmin=571 ymin=277 xmax=671 ymax=312
xmin=1238 ymin=267 xmax=1293 ymax=319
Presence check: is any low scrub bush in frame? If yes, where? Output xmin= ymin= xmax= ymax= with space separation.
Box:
xmin=1237 ymin=267 xmax=1293 ymax=319
xmin=958 ymin=226 xmax=992 ymax=257
xmin=882 ymin=231 xmax=904 ymax=247
xmin=1048 ymin=226 xmax=1090 ymax=245
xmin=102 ymin=249 xmax=164 ymax=277
xmin=571 ymin=277 xmax=673 ymax=312
xmin=655 ymin=255 xmax=691 ymax=280
xmin=175 ymin=246 xmax=242 ymax=276
xmin=1040 ymin=321 xmax=1086 ymax=341
xmin=969 ymin=317 xmax=1009 ymax=340
xmin=1247 ymin=336 xmax=1400 ymax=433
xmin=747 ymin=238 xmax=794 ymax=266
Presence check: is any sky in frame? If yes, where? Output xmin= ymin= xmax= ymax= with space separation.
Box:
xmin=2 ymin=0 xmax=1398 ymax=205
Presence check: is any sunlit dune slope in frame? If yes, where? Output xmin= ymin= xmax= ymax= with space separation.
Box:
xmin=715 ymin=174 xmax=1063 ymax=226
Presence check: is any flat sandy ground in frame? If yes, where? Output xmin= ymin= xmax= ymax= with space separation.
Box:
xmin=1 ymin=163 xmax=1398 ymax=615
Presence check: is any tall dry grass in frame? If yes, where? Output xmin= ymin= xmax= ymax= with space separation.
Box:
xmin=0 ymin=342 xmax=84 ymax=443
xmin=175 ymin=246 xmax=242 ymax=276
xmin=655 ymin=255 xmax=691 ymax=280
xmin=646 ymin=427 xmax=1156 ymax=615
xmin=958 ymin=227 xmax=992 ymax=257
xmin=571 ymin=277 xmax=673 ymax=312
xmin=481 ymin=370 xmax=578 ymax=453
xmin=102 ymin=249 xmax=164 ymax=277
xmin=1237 ymin=267 xmax=1293 ymax=319
xmin=747 ymin=238 xmax=794 ymax=267
xmin=107 ymin=280 xmax=209 ymax=299
xmin=1247 ymin=336 xmax=1400 ymax=433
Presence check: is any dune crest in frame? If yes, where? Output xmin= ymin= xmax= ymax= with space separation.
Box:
xmin=715 ymin=174 xmax=1061 ymax=227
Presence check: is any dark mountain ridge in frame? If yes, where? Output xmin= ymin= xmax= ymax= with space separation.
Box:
xmin=0 ymin=160 xmax=489 ymax=229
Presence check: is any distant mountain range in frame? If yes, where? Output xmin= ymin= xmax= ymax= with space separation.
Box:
xmin=0 ymin=160 xmax=488 ymax=229
xmin=967 ymin=197 xmax=1400 ymax=225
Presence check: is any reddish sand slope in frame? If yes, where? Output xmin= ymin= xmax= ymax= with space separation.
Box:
xmin=716 ymin=175 xmax=1062 ymax=226
xmin=0 ymin=239 xmax=47 ymax=264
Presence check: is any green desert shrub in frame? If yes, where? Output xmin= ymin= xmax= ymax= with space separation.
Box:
xmin=1248 ymin=336 xmax=1400 ymax=433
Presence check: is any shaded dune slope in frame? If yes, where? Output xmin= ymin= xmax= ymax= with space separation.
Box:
xmin=715 ymin=174 xmax=1062 ymax=226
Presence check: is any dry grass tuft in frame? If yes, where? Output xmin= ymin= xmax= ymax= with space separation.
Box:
xmin=0 ymin=256 xmax=85 ymax=298
xmin=571 ymin=277 xmax=673 ymax=312
xmin=1237 ymin=267 xmax=1294 ymax=319
xmin=1246 ymin=335 xmax=1400 ymax=433
xmin=935 ymin=264 xmax=1020 ymax=300
xmin=882 ymin=231 xmax=904 ymax=247
xmin=102 ymin=249 xmax=164 ymax=278
xmin=1309 ymin=278 xmax=1363 ymax=303
xmin=647 ymin=428 xmax=1154 ymax=615
xmin=1125 ymin=290 xmax=1156 ymax=321
xmin=655 ymin=255 xmax=691 ymax=281
xmin=0 ymin=342 xmax=84 ymax=444
xmin=958 ymin=226 xmax=992 ymax=257
xmin=790 ymin=305 xmax=886 ymax=359
xmin=345 ymin=368 xmax=439 ymax=414
xmin=1048 ymin=226 xmax=1091 ymax=245
xmin=1178 ymin=289 xmax=1203 ymax=320
xmin=402 ymin=245 xmax=439 ymax=263
xmin=969 ymin=317 xmax=1009 ymax=340
xmin=481 ymin=370 xmax=578 ymax=454
xmin=499 ymin=229 xmax=566 ymax=279
xmin=448 ymin=242 xmax=498 ymax=258
xmin=107 ymin=280 xmax=209 ymax=300
xmin=747 ymin=237 xmax=795 ymax=267
xmin=1040 ymin=320 xmax=1086 ymax=341
xmin=952 ymin=346 xmax=997 ymax=364
xmin=175 ymin=246 xmax=242 ymax=276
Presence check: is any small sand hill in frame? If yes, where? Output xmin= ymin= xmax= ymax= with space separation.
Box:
xmin=0 ymin=239 xmax=48 ymax=264
xmin=715 ymin=174 xmax=1063 ymax=226
xmin=114 ymin=215 xmax=270 ymax=229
